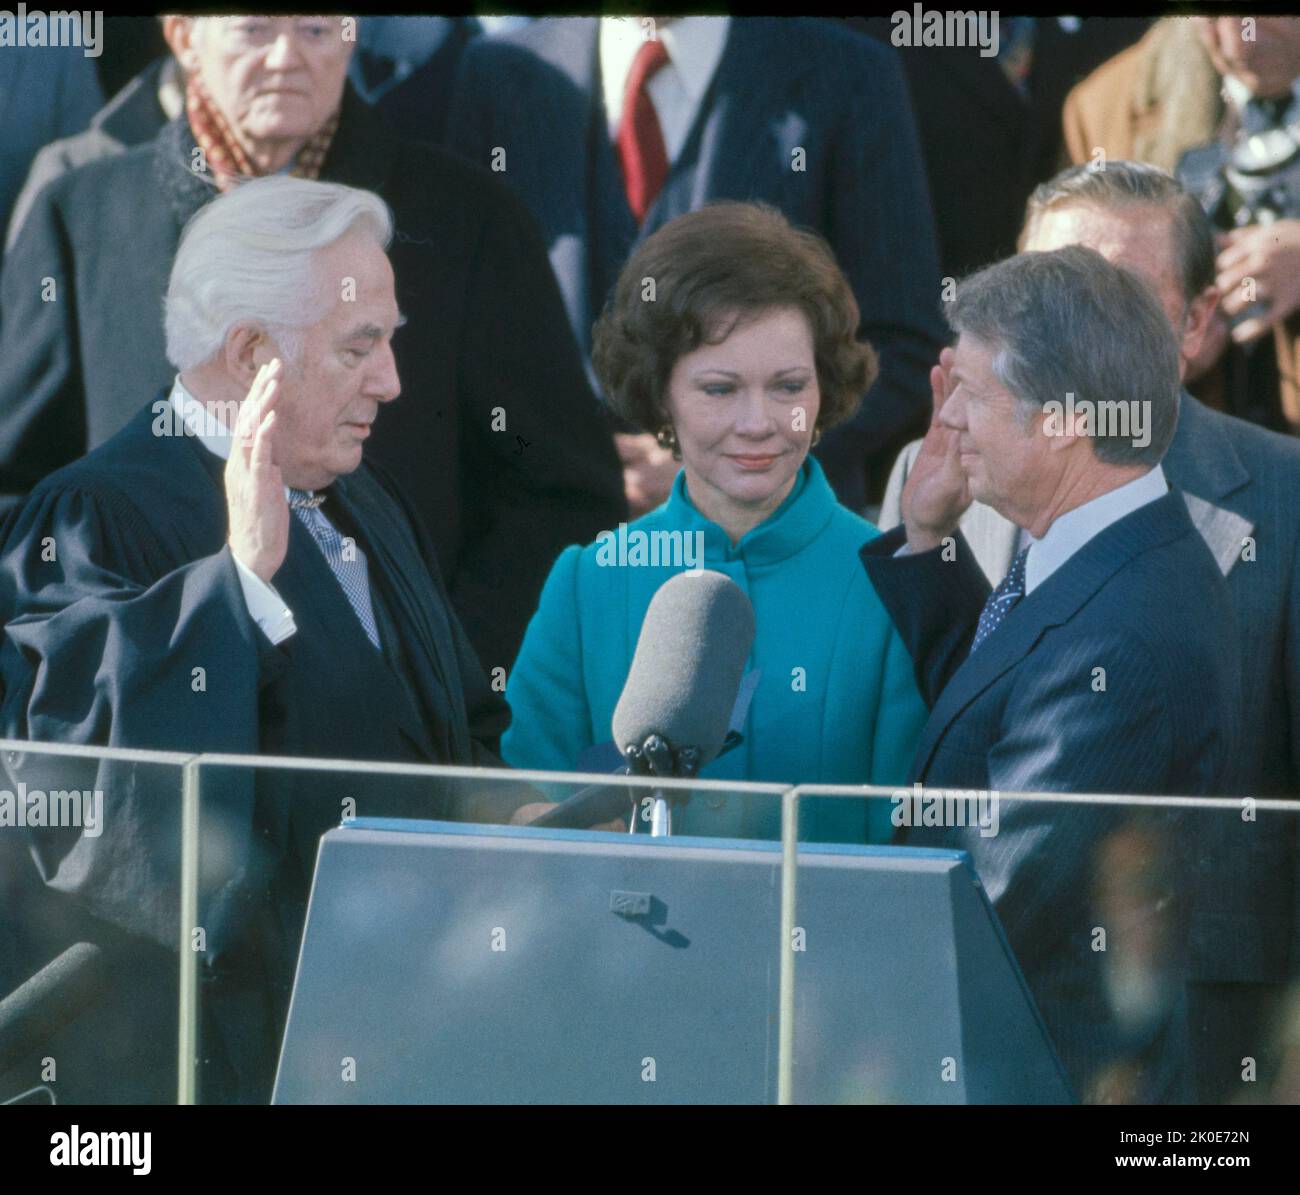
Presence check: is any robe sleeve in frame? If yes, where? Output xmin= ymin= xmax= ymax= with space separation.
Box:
xmin=0 ymin=482 xmax=268 ymax=749
xmin=0 ymin=481 xmax=273 ymax=952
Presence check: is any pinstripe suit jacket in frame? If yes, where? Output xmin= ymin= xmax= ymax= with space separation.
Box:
xmin=861 ymin=489 xmax=1243 ymax=1102
xmin=881 ymin=394 xmax=1300 ymax=989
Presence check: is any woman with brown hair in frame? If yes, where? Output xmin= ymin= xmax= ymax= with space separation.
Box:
xmin=503 ymin=202 xmax=928 ymax=842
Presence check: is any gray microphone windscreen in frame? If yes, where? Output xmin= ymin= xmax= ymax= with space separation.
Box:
xmin=611 ymin=570 xmax=756 ymax=767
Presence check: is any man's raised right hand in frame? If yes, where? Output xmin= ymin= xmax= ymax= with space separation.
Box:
xmin=899 ymin=346 xmax=972 ymax=554
xmin=226 ymin=359 xmax=289 ymax=584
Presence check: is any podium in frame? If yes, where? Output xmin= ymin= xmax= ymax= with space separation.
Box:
xmin=272 ymin=819 xmax=1072 ymax=1103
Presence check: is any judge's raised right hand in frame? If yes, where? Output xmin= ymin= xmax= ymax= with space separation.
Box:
xmin=899 ymin=347 xmax=972 ymax=554
xmin=226 ymin=360 xmax=289 ymax=584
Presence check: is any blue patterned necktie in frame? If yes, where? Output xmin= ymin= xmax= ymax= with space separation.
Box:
xmin=970 ymin=546 xmax=1030 ymax=653
xmin=288 ymin=489 xmax=381 ymax=650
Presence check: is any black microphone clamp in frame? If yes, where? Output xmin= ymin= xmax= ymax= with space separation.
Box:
xmin=623 ymin=735 xmax=702 ymax=795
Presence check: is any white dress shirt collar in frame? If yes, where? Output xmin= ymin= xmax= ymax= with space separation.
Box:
xmin=1023 ymin=464 xmax=1168 ymax=594
xmin=599 ymin=16 xmax=730 ymax=153
xmin=169 ymin=375 xmax=304 ymax=502
xmin=170 ymin=375 xmax=235 ymax=459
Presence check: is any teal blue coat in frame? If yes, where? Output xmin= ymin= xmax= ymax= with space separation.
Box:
xmin=503 ymin=458 xmax=928 ymax=843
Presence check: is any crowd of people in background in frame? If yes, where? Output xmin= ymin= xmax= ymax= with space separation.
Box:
xmin=2 ymin=14 xmax=1300 ymax=1106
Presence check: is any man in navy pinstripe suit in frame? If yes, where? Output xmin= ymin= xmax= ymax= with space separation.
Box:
xmin=881 ymin=162 xmax=1300 ymax=1103
xmin=861 ymin=245 xmax=1242 ymax=1103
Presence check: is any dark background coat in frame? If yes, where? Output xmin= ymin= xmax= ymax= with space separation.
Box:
xmin=855 ymin=16 xmax=1153 ymax=279
xmin=447 ymin=16 xmax=947 ymax=510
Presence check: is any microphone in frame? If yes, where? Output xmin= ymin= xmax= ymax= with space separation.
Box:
xmin=0 ymin=943 xmax=109 ymax=1076
xmin=610 ymin=571 xmax=756 ymax=835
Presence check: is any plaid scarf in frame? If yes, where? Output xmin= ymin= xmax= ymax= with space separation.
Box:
xmin=184 ymin=72 xmax=340 ymax=191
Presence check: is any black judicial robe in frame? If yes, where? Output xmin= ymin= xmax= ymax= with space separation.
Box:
xmin=0 ymin=397 xmax=525 ymax=1103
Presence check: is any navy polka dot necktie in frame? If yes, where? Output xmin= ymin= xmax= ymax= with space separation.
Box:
xmin=970 ymin=546 xmax=1030 ymax=654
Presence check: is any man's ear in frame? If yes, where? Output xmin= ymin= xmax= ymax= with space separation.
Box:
xmin=1181 ymin=285 xmax=1220 ymax=363
xmin=223 ymin=325 xmax=270 ymax=386
xmin=162 ymin=15 xmax=201 ymax=75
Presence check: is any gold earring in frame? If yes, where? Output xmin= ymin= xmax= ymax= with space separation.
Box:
xmin=811 ymin=427 xmax=822 ymax=447
xmin=656 ymin=424 xmax=682 ymax=459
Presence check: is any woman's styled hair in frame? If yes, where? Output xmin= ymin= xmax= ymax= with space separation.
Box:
xmin=164 ymin=175 xmax=393 ymax=371
xmin=591 ymin=202 xmax=877 ymax=434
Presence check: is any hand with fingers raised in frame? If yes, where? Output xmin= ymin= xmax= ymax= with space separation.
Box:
xmin=900 ymin=346 xmax=972 ymax=554
xmin=226 ymin=359 xmax=290 ymax=584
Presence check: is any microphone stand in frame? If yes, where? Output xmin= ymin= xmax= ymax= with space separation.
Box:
xmin=622 ymin=735 xmax=700 ymax=838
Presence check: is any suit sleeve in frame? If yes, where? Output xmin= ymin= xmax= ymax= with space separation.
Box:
xmin=0 ymin=183 xmax=85 ymax=517
xmin=501 ymin=546 xmax=596 ymax=772
xmin=0 ymin=485 xmax=269 ymax=749
xmin=859 ymin=525 xmax=989 ymax=706
xmin=819 ymin=43 xmax=946 ymax=508
xmin=450 ymin=179 xmax=627 ymax=673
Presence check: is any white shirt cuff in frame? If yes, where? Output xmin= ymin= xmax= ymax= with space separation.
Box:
xmin=232 ymin=554 xmax=296 ymax=645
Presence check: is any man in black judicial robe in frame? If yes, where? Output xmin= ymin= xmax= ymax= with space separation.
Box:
xmin=0 ymin=30 xmax=627 ymax=674
xmin=0 ymin=177 xmax=534 ymax=1104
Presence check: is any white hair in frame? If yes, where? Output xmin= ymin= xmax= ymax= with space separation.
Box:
xmin=164 ymin=175 xmax=394 ymax=371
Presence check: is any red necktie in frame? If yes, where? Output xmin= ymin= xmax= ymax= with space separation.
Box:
xmin=616 ymin=37 xmax=671 ymax=224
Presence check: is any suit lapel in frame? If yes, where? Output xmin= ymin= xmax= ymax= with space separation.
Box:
xmin=913 ymin=584 xmax=1058 ymax=780
xmin=914 ymin=492 xmax=1191 ymax=778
